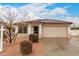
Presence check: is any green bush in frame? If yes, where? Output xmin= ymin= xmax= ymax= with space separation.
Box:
xmin=29 ymin=33 xmax=39 ymax=43
xmin=20 ymin=41 xmax=32 ymax=55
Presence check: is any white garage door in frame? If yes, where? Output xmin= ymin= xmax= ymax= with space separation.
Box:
xmin=42 ymin=27 xmax=67 ymax=37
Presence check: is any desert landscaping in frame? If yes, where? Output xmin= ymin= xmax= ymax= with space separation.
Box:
xmin=0 ymin=34 xmax=44 ymax=56
xmin=0 ymin=33 xmax=79 ymax=56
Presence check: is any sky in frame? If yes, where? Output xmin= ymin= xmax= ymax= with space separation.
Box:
xmin=0 ymin=3 xmax=79 ymax=23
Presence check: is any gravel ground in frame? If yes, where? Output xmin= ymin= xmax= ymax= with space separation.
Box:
xmin=1 ymin=34 xmax=79 ymax=56
xmin=0 ymin=34 xmax=44 ymax=56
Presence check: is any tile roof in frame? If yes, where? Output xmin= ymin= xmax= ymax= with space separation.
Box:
xmin=30 ymin=19 xmax=73 ymax=24
xmin=14 ymin=19 xmax=73 ymax=25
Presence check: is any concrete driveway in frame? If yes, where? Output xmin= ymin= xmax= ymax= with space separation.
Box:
xmin=42 ymin=37 xmax=79 ymax=56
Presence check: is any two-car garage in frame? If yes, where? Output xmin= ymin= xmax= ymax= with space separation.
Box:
xmin=42 ymin=25 xmax=68 ymax=38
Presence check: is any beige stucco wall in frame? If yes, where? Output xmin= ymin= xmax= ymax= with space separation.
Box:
xmin=42 ymin=24 xmax=69 ymax=38
xmin=17 ymin=23 xmax=70 ymax=39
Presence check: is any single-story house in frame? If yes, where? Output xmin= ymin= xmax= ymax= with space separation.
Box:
xmin=14 ymin=19 xmax=72 ymax=39
xmin=0 ymin=19 xmax=72 ymax=52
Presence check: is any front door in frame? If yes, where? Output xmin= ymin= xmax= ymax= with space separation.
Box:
xmin=34 ymin=26 xmax=38 ymax=35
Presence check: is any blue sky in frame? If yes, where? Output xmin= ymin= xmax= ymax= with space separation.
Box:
xmin=0 ymin=3 xmax=79 ymax=22
xmin=48 ymin=3 xmax=79 ymax=16
xmin=0 ymin=3 xmax=78 ymax=16
xmin=0 ymin=3 xmax=79 ymax=16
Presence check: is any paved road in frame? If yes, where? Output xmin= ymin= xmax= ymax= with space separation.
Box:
xmin=42 ymin=37 xmax=79 ymax=56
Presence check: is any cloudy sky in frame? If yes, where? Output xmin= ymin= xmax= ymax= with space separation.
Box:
xmin=0 ymin=3 xmax=79 ymax=23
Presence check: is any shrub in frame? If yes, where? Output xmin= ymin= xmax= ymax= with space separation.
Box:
xmin=20 ymin=41 xmax=32 ymax=55
xmin=29 ymin=33 xmax=39 ymax=43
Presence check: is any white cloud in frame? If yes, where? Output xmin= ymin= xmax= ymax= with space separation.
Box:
xmin=35 ymin=6 xmax=69 ymax=19
xmin=27 ymin=12 xmax=40 ymax=20
xmin=64 ymin=5 xmax=71 ymax=9
xmin=0 ymin=3 xmax=78 ymax=25
xmin=51 ymin=8 xmax=68 ymax=15
xmin=0 ymin=4 xmax=68 ymax=21
xmin=18 ymin=4 xmax=68 ymax=20
xmin=16 ymin=3 xmax=54 ymax=21
xmin=65 ymin=16 xmax=79 ymax=24
xmin=63 ymin=16 xmax=79 ymax=27
xmin=18 ymin=3 xmax=53 ymax=13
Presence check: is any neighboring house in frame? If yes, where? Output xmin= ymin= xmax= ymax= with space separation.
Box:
xmin=14 ymin=19 xmax=72 ymax=39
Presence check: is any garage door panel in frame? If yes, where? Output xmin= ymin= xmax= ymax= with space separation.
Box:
xmin=42 ymin=27 xmax=67 ymax=37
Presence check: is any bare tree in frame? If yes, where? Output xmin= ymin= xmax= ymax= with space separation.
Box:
xmin=0 ymin=7 xmax=28 ymax=44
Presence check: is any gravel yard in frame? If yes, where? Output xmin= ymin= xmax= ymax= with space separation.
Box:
xmin=0 ymin=34 xmax=44 ymax=56
xmin=1 ymin=34 xmax=79 ymax=56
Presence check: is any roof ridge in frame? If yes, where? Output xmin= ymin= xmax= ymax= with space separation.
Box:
xmin=32 ymin=19 xmax=72 ymax=22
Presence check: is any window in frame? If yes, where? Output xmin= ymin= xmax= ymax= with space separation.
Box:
xmin=34 ymin=26 xmax=38 ymax=34
xmin=23 ymin=27 xmax=27 ymax=33
xmin=18 ymin=26 xmax=27 ymax=33
xmin=18 ymin=26 xmax=22 ymax=33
